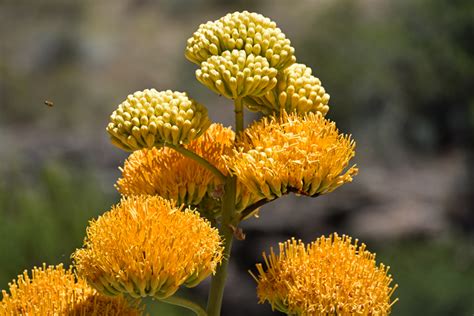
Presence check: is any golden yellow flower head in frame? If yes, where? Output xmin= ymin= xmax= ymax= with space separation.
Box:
xmin=72 ymin=196 xmax=223 ymax=299
xmin=107 ymin=89 xmax=211 ymax=151
xmin=225 ymin=111 xmax=358 ymax=201
xmin=251 ymin=233 xmax=398 ymax=315
xmin=185 ymin=11 xmax=296 ymax=70
xmin=196 ymin=50 xmax=278 ymax=99
xmin=117 ymin=124 xmax=262 ymax=217
xmin=245 ymin=63 xmax=330 ymax=115
xmin=0 ymin=264 xmax=141 ymax=315
xmin=117 ymin=124 xmax=232 ymax=214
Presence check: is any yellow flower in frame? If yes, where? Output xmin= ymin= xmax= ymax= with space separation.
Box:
xmin=72 ymin=196 xmax=223 ymax=299
xmin=225 ymin=111 xmax=358 ymax=201
xmin=251 ymin=234 xmax=398 ymax=315
xmin=185 ymin=11 xmax=296 ymax=70
xmin=0 ymin=264 xmax=141 ymax=315
xmin=245 ymin=63 xmax=330 ymax=115
xmin=107 ymin=89 xmax=211 ymax=151
xmin=196 ymin=50 xmax=278 ymax=99
xmin=117 ymin=123 xmax=262 ymax=217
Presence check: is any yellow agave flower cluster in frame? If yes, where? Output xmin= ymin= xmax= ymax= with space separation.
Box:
xmin=226 ymin=111 xmax=358 ymax=201
xmin=251 ymin=234 xmax=398 ymax=315
xmin=104 ymin=12 xmax=348 ymax=222
xmin=0 ymin=264 xmax=141 ymax=315
xmin=72 ymin=196 xmax=223 ymax=299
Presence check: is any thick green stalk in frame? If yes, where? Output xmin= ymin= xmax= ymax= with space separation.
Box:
xmin=160 ymin=295 xmax=207 ymax=316
xmin=206 ymin=176 xmax=236 ymax=316
xmin=167 ymin=144 xmax=226 ymax=182
xmin=206 ymin=98 xmax=244 ymax=316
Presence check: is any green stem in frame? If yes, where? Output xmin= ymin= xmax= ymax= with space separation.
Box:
xmin=206 ymin=176 xmax=236 ymax=316
xmin=160 ymin=295 xmax=207 ymax=316
xmin=167 ymin=144 xmax=226 ymax=182
xmin=206 ymin=97 xmax=244 ymax=316
xmin=234 ymin=97 xmax=244 ymax=135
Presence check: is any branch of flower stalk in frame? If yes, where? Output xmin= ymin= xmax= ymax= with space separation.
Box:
xmin=166 ymin=143 xmax=226 ymax=182
xmin=239 ymin=197 xmax=276 ymax=221
xmin=159 ymin=295 xmax=207 ymax=316
xmin=239 ymin=190 xmax=320 ymax=221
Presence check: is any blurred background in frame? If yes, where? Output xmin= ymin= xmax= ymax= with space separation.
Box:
xmin=1 ymin=0 xmax=473 ymax=315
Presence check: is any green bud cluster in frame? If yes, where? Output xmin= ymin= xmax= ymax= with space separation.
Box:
xmin=107 ymin=89 xmax=211 ymax=151
xmin=196 ymin=50 xmax=278 ymax=99
xmin=186 ymin=11 xmax=296 ymax=70
xmin=244 ymin=63 xmax=330 ymax=115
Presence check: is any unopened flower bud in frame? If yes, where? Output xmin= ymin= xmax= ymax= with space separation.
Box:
xmin=196 ymin=50 xmax=278 ymax=99
xmin=107 ymin=89 xmax=211 ymax=151
xmin=245 ymin=63 xmax=331 ymax=115
xmin=186 ymin=11 xmax=296 ymax=70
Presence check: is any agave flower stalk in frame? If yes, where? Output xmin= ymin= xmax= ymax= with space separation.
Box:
xmin=1 ymin=10 xmax=400 ymax=316
xmin=206 ymin=97 xmax=244 ymax=316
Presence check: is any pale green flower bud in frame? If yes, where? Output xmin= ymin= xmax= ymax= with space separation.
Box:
xmin=196 ymin=50 xmax=278 ymax=99
xmin=186 ymin=11 xmax=296 ymax=70
xmin=107 ymin=89 xmax=211 ymax=151
xmin=244 ymin=63 xmax=331 ymax=116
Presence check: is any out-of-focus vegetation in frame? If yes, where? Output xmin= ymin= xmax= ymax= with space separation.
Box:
xmin=298 ymin=0 xmax=474 ymax=152
xmin=377 ymin=238 xmax=474 ymax=316
xmin=0 ymin=0 xmax=473 ymax=315
xmin=0 ymin=162 xmax=115 ymax=287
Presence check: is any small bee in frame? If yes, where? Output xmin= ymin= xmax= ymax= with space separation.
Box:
xmin=44 ymin=100 xmax=54 ymax=107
